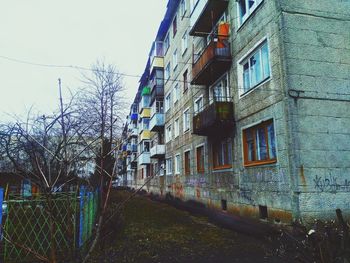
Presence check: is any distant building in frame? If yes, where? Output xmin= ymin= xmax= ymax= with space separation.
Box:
xmin=119 ymin=0 xmax=350 ymax=224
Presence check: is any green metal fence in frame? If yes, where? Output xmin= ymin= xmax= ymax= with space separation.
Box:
xmin=2 ymin=188 xmax=99 ymax=262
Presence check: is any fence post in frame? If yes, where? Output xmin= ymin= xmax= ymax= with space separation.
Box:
xmin=0 ymin=188 xmax=3 ymax=240
xmin=78 ymin=186 xmax=85 ymax=248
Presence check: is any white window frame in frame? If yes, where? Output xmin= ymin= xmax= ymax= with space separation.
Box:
xmin=173 ymin=83 xmax=180 ymax=104
xmin=174 ymin=117 xmax=180 ymax=138
xmin=173 ymin=49 xmax=178 ymax=70
xmin=164 ymin=33 xmax=170 ymax=55
xmin=165 ymin=91 xmax=172 ymax=112
xmin=175 ymin=154 xmax=181 ymax=174
xmin=194 ymin=95 xmax=203 ymax=114
xmin=181 ymin=30 xmax=188 ymax=55
xmin=209 ymin=73 xmax=230 ymax=104
xmin=237 ymin=37 xmax=271 ymax=98
xmin=183 ymin=107 xmax=190 ymax=132
xmin=165 ymin=124 xmax=172 ymax=143
xmin=237 ymin=0 xmax=263 ymax=28
xmin=165 ymin=62 xmax=170 ymax=81
xmin=166 ymin=157 xmax=173 ymax=175
xmin=180 ymin=0 xmax=186 ymax=18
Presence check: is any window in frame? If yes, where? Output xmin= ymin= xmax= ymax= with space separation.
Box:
xmin=243 ymin=119 xmax=276 ymax=166
xmin=174 ymin=84 xmax=180 ymax=103
xmin=180 ymin=0 xmax=186 ymax=17
xmin=238 ymin=0 xmax=263 ymax=26
xmin=212 ymin=138 xmax=232 ymax=170
xmin=173 ymin=15 xmax=177 ymax=37
xmin=183 ymin=70 xmax=188 ymax=92
xmin=140 ymin=141 xmax=150 ymax=152
xmin=210 ymin=74 xmax=230 ymax=103
xmin=174 ymin=118 xmax=180 ymax=138
xmin=196 ymin=145 xmax=205 ymax=173
xmin=183 ymin=108 xmax=190 ymax=132
xmin=240 ymin=40 xmax=270 ymax=94
xmin=165 ymin=92 xmax=172 ymax=112
xmin=184 ymin=150 xmax=191 ymax=175
xmin=175 ymin=154 xmax=181 ymax=174
xmin=173 ymin=49 xmax=178 ymax=70
xmin=165 ymin=124 xmax=172 ymax=143
xmin=165 ymin=62 xmax=170 ymax=81
xmin=181 ymin=30 xmax=188 ymax=54
xmin=190 ymin=0 xmax=198 ymax=13
xmin=153 ymin=100 xmax=164 ymax=114
xmin=194 ymin=96 xmax=203 ymax=114
xmin=166 ymin=158 xmax=173 ymax=175
xmin=164 ymin=33 xmax=170 ymax=54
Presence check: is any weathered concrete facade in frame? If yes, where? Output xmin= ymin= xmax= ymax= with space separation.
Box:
xmin=119 ymin=0 xmax=350 ymax=225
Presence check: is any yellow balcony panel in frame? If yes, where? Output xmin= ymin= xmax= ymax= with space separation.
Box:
xmin=140 ymin=130 xmax=151 ymax=141
xmin=151 ymin=57 xmax=164 ymax=72
xmin=140 ymin=108 xmax=151 ymax=118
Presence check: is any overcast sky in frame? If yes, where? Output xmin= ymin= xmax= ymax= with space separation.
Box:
xmin=0 ymin=0 xmax=167 ymax=121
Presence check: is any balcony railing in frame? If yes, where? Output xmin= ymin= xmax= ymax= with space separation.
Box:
xmin=150 ymin=144 xmax=165 ymax=158
xmin=138 ymin=152 xmax=151 ymax=165
xmin=140 ymin=130 xmax=151 ymax=141
xmin=149 ymin=113 xmax=164 ymax=132
xmin=128 ymin=127 xmax=138 ymax=138
xmin=189 ymin=0 xmax=229 ymax=37
xmin=193 ymin=101 xmax=234 ymax=137
xmin=191 ymin=40 xmax=231 ymax=86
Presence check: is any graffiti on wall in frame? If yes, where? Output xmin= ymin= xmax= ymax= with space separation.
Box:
xmin=239 ymin=188 xmax=255 ymax=205
xmin=313 ymin=175 xmax=350 ymax=193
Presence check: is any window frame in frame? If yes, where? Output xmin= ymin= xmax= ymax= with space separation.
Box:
xmin=181 ymin=30 xmax=188 ymax=55
xmin=237 ymin=0 xmax=264 ymax=28
xmin=183 ymin=107 xmax=190 ymax=132
xmin=238 ymin=37 xmax=271 ymax=97
xmin=165 ymin=91 xmax=172 ymax=112
xmin=166 ymin=157 xmax=173 ymax=175
xmin=172 ymin=14 xmax=178 ymax=37
xmin=165 ymin=124 xmax=172 ymax=143
xmin=196 ymin=144 xmax=205 ymax=173
xmin=173 ymin=83 xmax=180 ymax=104
xmin=180 ymin=0 xmax=187 ymax=18
xmin=175 ymin=154 xmax=181 ymax=174
xmin=174 ymin=117 xmax=180 ymax=138
xmin=165 ymin=62 xmax=171 ymax=82
xmin=173 ymin=49 xmax=178 ymax=70
xmin=242 ymin=119 xmax=277 ymax=167
xmin=184 ymin=150 xmax=191 ymax=176
xmin=194 ymin=95 xmax=203 ymax=114
xmin=164 ymin=33 xmax=170 ymax=55
xmin=183 ymin=69 xmax=188 ymax=92
xmin=212 ymin=138 xmax=232 ymax=170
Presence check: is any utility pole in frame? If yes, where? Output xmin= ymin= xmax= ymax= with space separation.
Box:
xmin=58 ymin=78 xmax=68 ymax=177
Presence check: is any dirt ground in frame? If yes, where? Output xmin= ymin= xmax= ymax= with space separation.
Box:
xmin=88 ymin=190 xmax=289 ymax=263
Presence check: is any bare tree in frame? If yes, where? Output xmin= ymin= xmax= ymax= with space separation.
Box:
xmin=76 ymin=60 xmax=126 ymax=262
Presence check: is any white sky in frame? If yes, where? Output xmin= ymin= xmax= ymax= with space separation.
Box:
xmin=0 ymin=0 xmax=167 ymax=121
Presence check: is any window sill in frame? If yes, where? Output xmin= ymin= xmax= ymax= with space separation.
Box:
xmin=182 ymin=48 xmax=188 ymax=56
xmin=244 ymin=159 xmax=277 ymax=168
xmin=183 ymin=129 xmax=190 ymax=134
xmin=213 ymin=165 xmax=232 ymax=171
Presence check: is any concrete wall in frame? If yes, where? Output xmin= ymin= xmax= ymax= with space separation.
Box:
xmin=280 ymin=0 xmax=350 ymax=222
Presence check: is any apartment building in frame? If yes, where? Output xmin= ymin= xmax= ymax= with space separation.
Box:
xmin=119 ymin=0 xmax=350 ymax=225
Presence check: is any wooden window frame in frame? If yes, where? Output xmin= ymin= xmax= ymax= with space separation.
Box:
xmin=242 ymin=119 xmax=277 ymax=167
xmin=196 ymin=145 xmax=205 ymax=173
xmin=184 ymin=150 xmax=191 ymax=175
xmin=212 ymin=139 xmax=232 ymax=170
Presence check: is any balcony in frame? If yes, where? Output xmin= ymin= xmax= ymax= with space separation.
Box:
xmin=140 ymin=108 xmax=151 ymax=118
xmin=126 ymin=143 xmax=132 ymax=152
xmin=149 ymin=113 xmax=164 ymax=132
xmin=128 ymin=127 xmax=138 ymax=138
xmin=138 ymin=152 xmax=151 ymax=165
xmin=130 ymin=113 xmax=138 ymax=121
xmin=151 ymin=86 xmax=164 ymax=103
xmin=150 ymin=144 xmax=165 ymax=158
xmin=192 ymin=101 xmax=234 ymax=137
xmin=191 ymin=40 xmax=231 ymax=86
xmin=140 ymin=130 xmax=151 ymax=141
xmin=150 ymin=41 xmax=164 ymax=73
xmin=150 ymin=76 xmax=164 ymax=89
xmin=189 ymin=0 xmax=229 ymax=37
